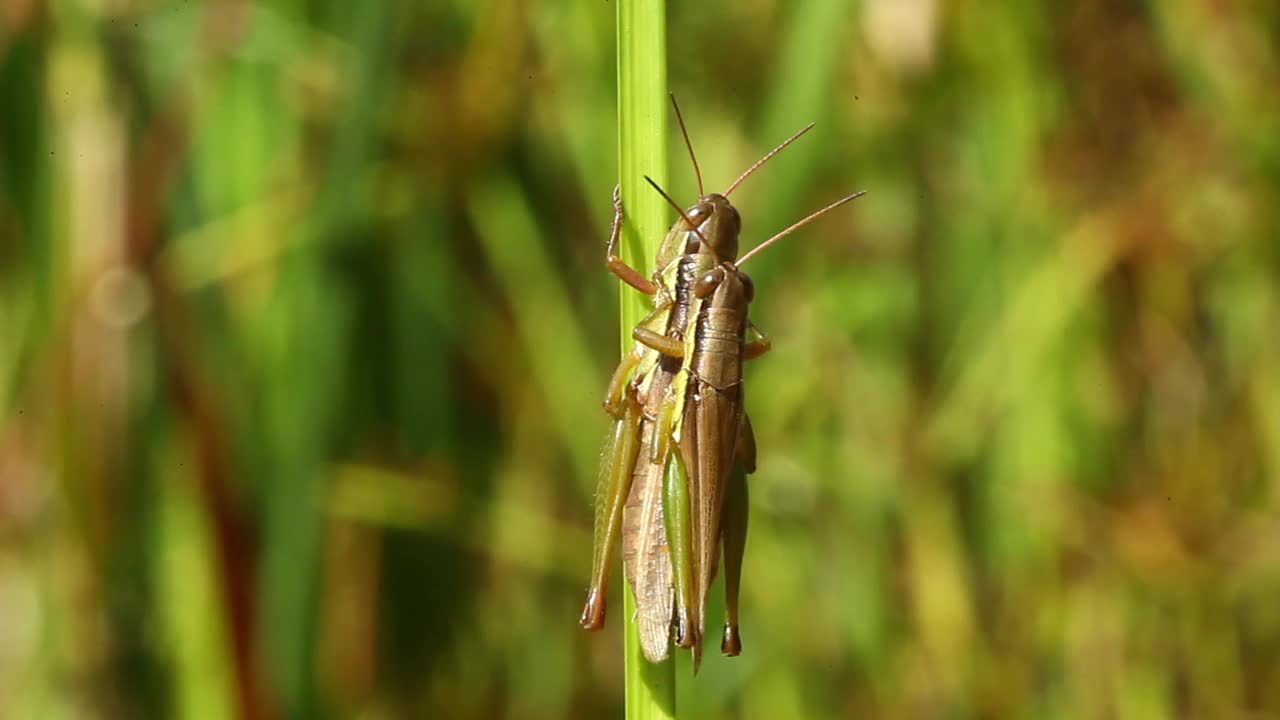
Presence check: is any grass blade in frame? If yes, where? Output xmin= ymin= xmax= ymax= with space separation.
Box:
xmin=616 ymin=0 xmax=675 ymax=717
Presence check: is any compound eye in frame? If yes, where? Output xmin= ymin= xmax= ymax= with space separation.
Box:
xmin=741 ymin=272 xmax=755 ymax=302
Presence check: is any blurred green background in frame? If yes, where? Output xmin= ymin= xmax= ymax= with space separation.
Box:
xmin=2 ymin=1 xmax=1279 ymax=718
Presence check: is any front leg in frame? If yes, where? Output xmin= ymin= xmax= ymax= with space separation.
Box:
xmin=606 ymin=185 xmax=659 ymax=295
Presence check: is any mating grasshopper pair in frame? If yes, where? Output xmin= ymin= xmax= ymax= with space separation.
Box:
xmin=581 ymin=97 xmax=865 ymax=670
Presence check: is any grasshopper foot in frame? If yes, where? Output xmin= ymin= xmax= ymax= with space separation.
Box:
xmin=603 ymin=398 xmax=626 ymax=420
xmin=580 ymin=589 xmax=606 ymax=630
xmin=672 ymin=608 xmax=694 ymax=648
xmin=721 ymin=623 xmax=742 ymax=656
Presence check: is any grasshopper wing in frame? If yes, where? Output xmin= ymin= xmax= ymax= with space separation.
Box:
xmin=622 ymin=430 xmax=674 ymax=663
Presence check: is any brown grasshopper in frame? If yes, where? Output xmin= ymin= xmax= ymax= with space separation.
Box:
xmin=657 ymin=192 xmax=865 ymax=670
xmin=582 ymin=96 xmax=865 ymax=669
xmin=581 ymin=99 xmax=808 ymax=650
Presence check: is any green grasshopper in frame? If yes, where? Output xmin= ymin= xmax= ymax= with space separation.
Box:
xmin=582 ymin=97 xmax=865 ymax=668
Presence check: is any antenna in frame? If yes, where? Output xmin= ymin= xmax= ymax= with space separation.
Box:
xmin=723 ymin=123 xmax=816 ymax=197
xmin=644 ymin=176 xmax=710 ymax=247
xmin=735 ymin=191 xmax=867 ymax=268
xmin=670 ymin=94 xmax=704 ymax=197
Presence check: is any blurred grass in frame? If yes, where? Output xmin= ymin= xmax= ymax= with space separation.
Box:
xmin=1 ymin=1 xmax=1279 ymax=719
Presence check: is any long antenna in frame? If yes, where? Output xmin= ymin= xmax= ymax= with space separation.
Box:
xmin=670 ymin=94 xmax=704 ymax=197
xmin=644 ymin=175 xmax=710 ymax=247
xmin=723 ymin=123 xmax=816 ymax=197
xmin=735 ymin=191 xmax=867 ymax=268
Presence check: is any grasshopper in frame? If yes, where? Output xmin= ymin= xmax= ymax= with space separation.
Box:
xmin=581 ymin=98 xmax=802 ymax=649
xmin=582 ymin=96 xmax=865 ymax=668
xmin=653 ymin=191 xmax=865 ymax=670
xmin=671 ymin=188 xmax=865 ymax=667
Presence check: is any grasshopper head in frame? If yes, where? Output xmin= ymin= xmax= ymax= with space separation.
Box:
xmin=654 ymin=193 xmax=743 ymax=269
xmin=687 ymin=193 xmax=741 ymax=263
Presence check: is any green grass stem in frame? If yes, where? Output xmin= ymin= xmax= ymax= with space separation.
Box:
xmin=616 ymin=0 xmax=675 ymax=718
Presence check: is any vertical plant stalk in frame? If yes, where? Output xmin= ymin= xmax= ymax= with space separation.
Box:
xmin=616 ymin=0 xmax=675 ymax=718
